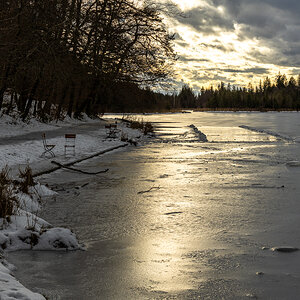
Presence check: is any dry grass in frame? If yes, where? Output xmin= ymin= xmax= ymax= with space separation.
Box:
xmin=18 ymin=165 xmax=34 ymax=194
xmin=0 ymin=166 xmax=11 ymax=186
xmin=0 ymin=166 xmax=17 ymax=220
xmin=122 ymin=115 xmax=154 ymax=135
xmin=120 ymin=131 xmax=128 ymax=142
xmin=143 ymin=122 xmax=154 ymax=135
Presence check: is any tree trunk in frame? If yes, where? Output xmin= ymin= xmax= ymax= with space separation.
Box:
xmin=17 ymin=92 xmax=28 ymax=113
xmin=55 ymin=85 xmax=69 ymax=120
xmin=5 ymin=92 xmax=15 ymax=115
xmin=22 ymin=97 xmax=33 ymax=121
xmin=0 ymin=88 xmax=5 ymax=112
xmin=0 ymin=64 xmax=11 ymax=112
xmin=22 ymin=75 xmax=41 ymax=121
xmin=67 ymin=82 xmax=75 ymax=118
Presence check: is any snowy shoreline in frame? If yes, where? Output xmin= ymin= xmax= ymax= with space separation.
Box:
xmin=0 ymin=114 xmax=144 ymax=299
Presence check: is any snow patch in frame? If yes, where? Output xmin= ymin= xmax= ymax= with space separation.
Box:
xmin=31 ymin=183 xmax=57 ymax=197
xmin=0 ymin=257 xmax=46 ymax=300
xmin=0 ymin=114 xmax=58 ymax=138
xmin=34 ymin=227 xmax=80 ymax=251
xmin=271 ymin=246 xmax=299 ymax=252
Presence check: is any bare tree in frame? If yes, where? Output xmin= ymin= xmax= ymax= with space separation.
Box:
xmin=0 ymin=0 xmax=176 ymax=118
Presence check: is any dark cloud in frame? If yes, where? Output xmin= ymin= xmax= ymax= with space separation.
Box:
xmin=223 ymin=67 xmax=269 ymax=74
xmin=174 ymin=5 xmax=234 ymax=34
xmin=191 ymin=73 xmax=237 ymax=83
xmin=172 ymin=0 xmax=300 ymax=69
xmin=179 ymin=56 xmax=210 ymax=63
xmin=175 ymin=41 xmax=189 ymax=47
xmin=199 ymin=42 xmax=234 ymax=52
xmin=290 ymin=68 xmax=300 ymax=75
xmin=189 ymin=67 xmax=258 ymax=84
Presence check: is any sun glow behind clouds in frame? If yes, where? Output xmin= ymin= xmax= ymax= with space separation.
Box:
xmin=162 ymin=0 xmax=300 ymax=92
xmin=172 ymin=22 xmax=272 ymax=88
xmin=170 ymin=0 xmax=202 ymax=10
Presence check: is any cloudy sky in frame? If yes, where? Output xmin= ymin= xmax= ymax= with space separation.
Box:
xmin=161 ymin=0 xmax=300 ymax=92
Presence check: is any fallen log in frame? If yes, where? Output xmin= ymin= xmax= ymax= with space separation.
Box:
xmin=51 ymin=161 xmax=109 ymax=175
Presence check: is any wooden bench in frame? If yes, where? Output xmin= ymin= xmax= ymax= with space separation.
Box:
xmin=41 ymin=133 xmax=55 ymax=157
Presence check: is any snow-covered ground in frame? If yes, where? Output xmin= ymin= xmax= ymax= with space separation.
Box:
xmin=0 ymin=114 xmax=58 ymax=138
xmin=0 ymin=114 xmax=142 ymax=175
xmin=0 ymin=114 xmax=144 ymax=299
xmin=0 ymin=259 xmax=45 ymax=300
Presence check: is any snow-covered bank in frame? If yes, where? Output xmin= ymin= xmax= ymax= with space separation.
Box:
xmin=0 ymin=172 xmax=82 ymax=299
xmin=0 ymin=115 xmax=142 ymax=177
xmin=0 ymin=114 xmax=145 ymax=299
xmin=0 ymin=182 xmax=81 ymax=252
xmin=188 ymin=124 xmax=208 ymax=142
xmin=239 ymin=125 xmax=295 ymax=142
xmin=0 ymin=259 xmax=45 ymax=300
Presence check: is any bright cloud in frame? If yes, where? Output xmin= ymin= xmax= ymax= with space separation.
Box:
xmin=162 ymin=0 xmax=300 ymax=91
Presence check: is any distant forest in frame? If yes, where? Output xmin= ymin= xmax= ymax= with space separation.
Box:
xmin=195 ymin=73 xmax=300 ymax=111
xmin=106 ymin=73 xmax=300 ymax=112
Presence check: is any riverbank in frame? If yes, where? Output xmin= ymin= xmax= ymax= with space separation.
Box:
xmin=0 ymin=114 xmax=144 ymax=299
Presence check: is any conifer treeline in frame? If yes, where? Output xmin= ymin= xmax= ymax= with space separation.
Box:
xmin=0 ymin=0 xmax=175 ymax=120
xmin=93 ymin=73 xmax=300 ymax=112
xmin=176 ymin=74 xmax=300 ymax=110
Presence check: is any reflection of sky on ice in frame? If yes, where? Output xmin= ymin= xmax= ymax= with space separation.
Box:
xmin=9 ymin=112 xmax=300 ymax=299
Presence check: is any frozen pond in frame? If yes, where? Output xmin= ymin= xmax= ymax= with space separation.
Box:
xmin=9 ymin=112 xmax=300 ymax=299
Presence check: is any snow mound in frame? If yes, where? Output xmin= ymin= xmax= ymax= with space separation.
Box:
xmin=271 ymin=246 xmax=299 ymax=252
xmin=189 ymin=124 xmax=208 ymax=142
xmin=0 ymin=182 xmax=81 ymax=252
xmin=239 ymin=125 xmax=294 ymax=142
xmin=0 ymin=227 xmax=81 ymax=252
xmin=34 ymin=227 xmax=81 ymax=251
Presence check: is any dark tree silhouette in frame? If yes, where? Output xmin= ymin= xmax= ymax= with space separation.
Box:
xmin=0 ymin=0 xmax=176 ymax=119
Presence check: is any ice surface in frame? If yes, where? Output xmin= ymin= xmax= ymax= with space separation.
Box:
xmin=4 ymin=111 xmax=300 ymax=299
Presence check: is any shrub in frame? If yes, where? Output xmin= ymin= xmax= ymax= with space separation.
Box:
xmin=120 ymin=131 xmax=128 ymax=142
xmin=0 ymin=166 xmax=11 ymax=186
xmin=18 ymin=165 xmax=34 ymax=194
xmin=0 ymin=167 xmax=17 ymax=220
xmin=0 ymin=185 xmax=16 ymax=219
xmin=122 ymin=115 xmax=154 ymax=135
xmin=143 ymin=122 xmax=154 ymax=135
xmin=130 ymin=119 xmax=144 ymax=130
